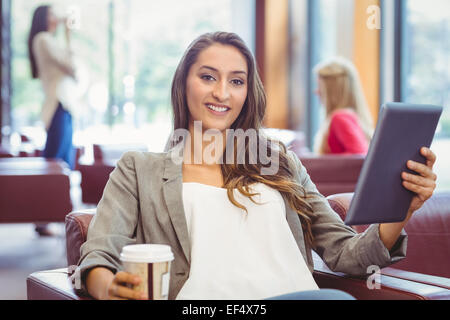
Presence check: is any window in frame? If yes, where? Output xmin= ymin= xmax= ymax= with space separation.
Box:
xmin=289 ymin=0 xmax=354 ymax=149
xmin=308 ymin=0 xmax=340 ymax=147
xmin=402 ymin=0 xmax=450 ymax=191
xmin=289 ymin=0 xmax=342 ymax=148
xmin=11 ymin=0 xmax=254 ymax=152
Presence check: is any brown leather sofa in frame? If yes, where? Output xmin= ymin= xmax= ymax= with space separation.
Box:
xmin=27 ymin=192 xmax=450 ymax=300
xmin=78 ymin=144 xmax=147 ymax=204
xmin=280 ymin=129 xmax=365 ymax=196
xmin=299 ymin=154 xmax=364 ymax=196
xmin=78 ymin=161 xmax=115 ymax=204
xmin=328 ymin=193 xmax=450 ymax=279
xmin=0 ymin=157 xmax=72 ymax=223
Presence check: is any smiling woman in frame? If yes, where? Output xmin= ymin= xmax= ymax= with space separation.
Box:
xmin=75 ymin=31 xmax=439 ymax=301
xmin=185 ymin=43 xmax=248 ymax=134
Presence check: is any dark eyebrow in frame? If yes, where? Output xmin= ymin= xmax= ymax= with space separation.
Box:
xmin=199 ymin=65 xmax=247 ymax=76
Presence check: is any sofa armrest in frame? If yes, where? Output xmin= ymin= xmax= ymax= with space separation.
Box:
xmin=28 ymin=266 xmax=449 ymax=300
xmin=381 ymin=267 xmax=450 ymax=290
xmin=65 ymin=210 xmax=96 ymax=266
xmin=27 ymin=268 xmax=91 ymax=300
xmin=313 ymin=253 xmax=450 ymax=300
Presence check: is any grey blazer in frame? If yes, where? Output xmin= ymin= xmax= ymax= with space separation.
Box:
xmin=78 ymin=146 xmax=407 ymax=299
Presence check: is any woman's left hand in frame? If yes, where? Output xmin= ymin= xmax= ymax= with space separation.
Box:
xmin=402 ymin=147 xmax=437 ymax=219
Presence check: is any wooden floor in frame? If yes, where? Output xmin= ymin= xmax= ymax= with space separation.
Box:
xmin=0 ymin=171 xmax=95 ymax=300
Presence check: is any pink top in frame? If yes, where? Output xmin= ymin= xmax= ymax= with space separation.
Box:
xmin=327 ymin=109 xmax=368 ymax=155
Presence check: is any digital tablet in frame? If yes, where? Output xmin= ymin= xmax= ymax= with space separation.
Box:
xmin=344 ymin=103 xmax=442 ymax=226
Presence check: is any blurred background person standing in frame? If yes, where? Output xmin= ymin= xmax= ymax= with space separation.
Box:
xmin=28 ymin=5 xmax=77 ymax=168
xmin=27 ymin=5 xmax=77 ymax=236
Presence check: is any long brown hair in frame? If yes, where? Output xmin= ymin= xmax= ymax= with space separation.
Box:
xmin=28 ymin=5 xmax=50 ymax=79
xmin=170 ymin=32 xmax=315 ymax=247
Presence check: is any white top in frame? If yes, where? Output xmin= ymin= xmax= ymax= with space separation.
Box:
xmin=176 ymin=182 xmax=319 ymax=300
xmin=32 ymin=31 xmax=77 ymax=129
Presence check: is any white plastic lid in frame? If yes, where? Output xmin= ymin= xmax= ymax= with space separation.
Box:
xmin=120 ymin=244 xmax=174 ymax=263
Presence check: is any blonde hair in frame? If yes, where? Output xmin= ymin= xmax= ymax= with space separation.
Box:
xmin=313 ymin=57 xmax=374 ymax=154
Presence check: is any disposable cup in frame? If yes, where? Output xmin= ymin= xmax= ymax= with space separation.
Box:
xmin=120 ymin=244 xmax=174 ymax=300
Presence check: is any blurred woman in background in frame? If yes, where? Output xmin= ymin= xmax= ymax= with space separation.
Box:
xmin=28 ymin=5 xmax=77 ymax=236
xmin=313 ymin=57 xmax=374 ymax=155
xmin=28 ymin=5 xmax=76 ymax=167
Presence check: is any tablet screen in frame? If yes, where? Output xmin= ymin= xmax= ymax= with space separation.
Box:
xmin=344 ymin=103 xmax=442 ymax=226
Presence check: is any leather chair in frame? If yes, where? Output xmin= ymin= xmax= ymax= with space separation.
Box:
xmin=272 ymin=129 xmax=365 ymax=197
xmin=299 ymin=154 xmax=365 ymax=196
xmin=78 ymin=144 xmax=148 ymax=204
xmin=0 ymin=157 xmax=72 ymax=223
xmin=327 ymin=193 xmax=450 ymax=279
xmin=27 ymin=193 xmax=450 ymax=300
xmin=77 ymin=144 xmax=115 ymax=204
xmin=78 ymin=161 xmax=115 ymax=204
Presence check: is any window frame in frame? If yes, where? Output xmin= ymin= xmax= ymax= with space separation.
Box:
xmin=381 ymin=0 xmax=450 ymax=191
xmin=0 ymin=0 xmax=12 ymax=143
xmin=288 ymin=0 xmax=320 ymax=149
xmin=380 ymin=0 xmax=406 ymax=103
xmin=290 ymin=0 xmax=354 ymax=149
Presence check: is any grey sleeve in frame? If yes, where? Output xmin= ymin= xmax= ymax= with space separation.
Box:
xmin=76 ymin=152 xmax=140 ymax=292
xmin=288 ymin=151 xmax=407 ymax=276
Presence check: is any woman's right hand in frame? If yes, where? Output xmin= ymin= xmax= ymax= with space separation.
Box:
xmin=106 ymin=271 xmax=147 ymax=300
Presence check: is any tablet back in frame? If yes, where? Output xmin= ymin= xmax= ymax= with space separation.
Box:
xmin=344 ymin=103 xmax=442 ymax=225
